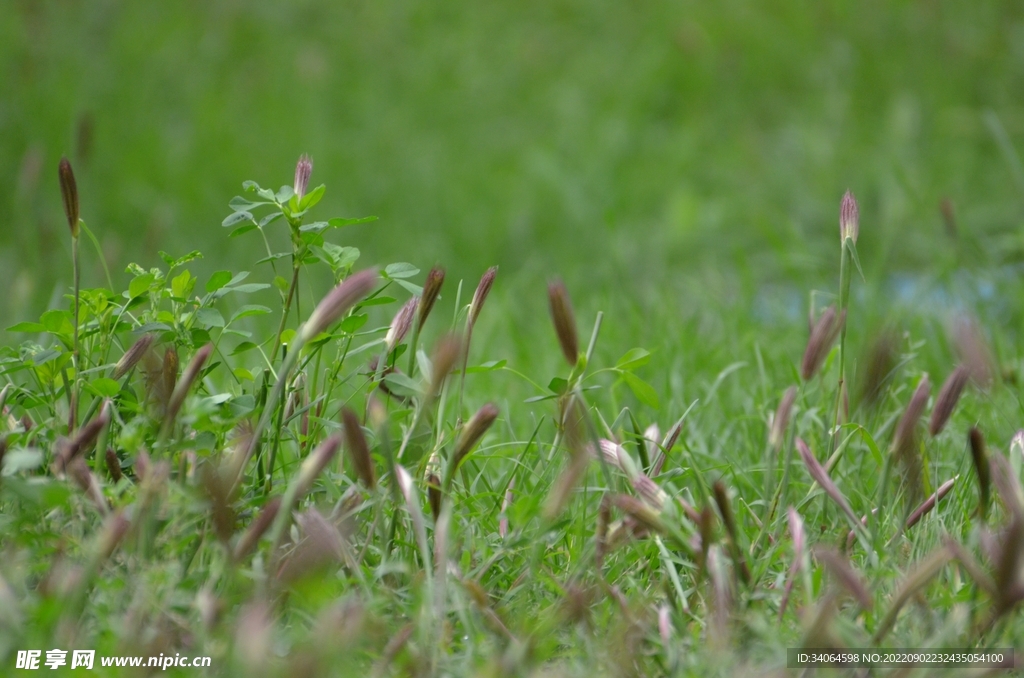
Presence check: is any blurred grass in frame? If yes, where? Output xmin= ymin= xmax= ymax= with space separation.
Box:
xmin=1 ymin=0 xmax=1023 ymax=325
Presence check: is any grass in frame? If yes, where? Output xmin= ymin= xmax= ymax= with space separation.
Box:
xmin=1 ymin=154 xmax=1023 ymax=677
xmin=2 ymin=2 xmax=1024 ymax=676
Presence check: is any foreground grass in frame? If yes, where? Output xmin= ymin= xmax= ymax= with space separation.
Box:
xmin=1 ymin=157 xmax=1023 ymax=677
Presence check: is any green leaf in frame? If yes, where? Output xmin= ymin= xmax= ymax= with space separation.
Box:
xmin=339 ymin=314 xmax=368 ymax=333
xmin=194 ymin=308 xmax=225 ymax=328
xmin=227 ymin=283 xmax=270 ymax=294
xmin=548 ymin=377 xmax=568 ymax=394
xmin=359 ymin=296 xmax=395 ymax=308
xmin=88 ymin=377 xmax=122 ymax=398
xmin=222 ymin=211 xmax=254 ymax=228
xmin=621 ymin=371 xmax=660 ymax=409
xmin=135 ymin=322 xmax=173 ymax=334
xmin=41 ymin=309 xmax=73 ymax=335
xmin=206 ymin=270 xmax=233 ymax=293
xmin=299 ymin=184 xmax=326 ymax=211
xmin=257 ymin=212 xmax=281 ymax=228
xmin=846 ymin=239 xmax=866 ymax=282
xmin=229 ymin=223 xmax=258 ymax=238
xmin=190 ymin=328 xmax=213 ymax=345
xmin=395 ymin=279 xmax=424 ymax=296
xmin=6 ymin=322 xmax=45 ymax=333
xmin=310 ymin=243 xmax=360 ymax=271
xmin=327 ymin=216 xmax=377 ymax=229
xmin=255 ymin=187 xmax=277 ymax=201
xmin=298 ymin=221 xmax=330 ymax=234
xmin=382 ymin=372 xmax=425 ymax=397
xmin=276 ymin=185 xmax=295 ymax=203
xmin=465 ymin=359 xmax=508 ymax=374
xmin=26 ymin=349 xmax=62 ymax=366
xmin=256 ymin=252 xmax=291 ymax=265
xmin=616 ymin=348 xmax=651 ymax=371
xmin=230 ymin=341 xmax=258 ymax=356
xmin=229 ymin=394 xmax=256 ymax=417
xmin=129 ymin=273 xmax=156 ymax=299
xmin=2 ymin=448 xmax=44 ymax=473
xmin=229 ymin=195 xmax=271 ymax=211
xmin=171 ymin=270 xmax=195 ymax=300
xmin=162 ymin=250 xmax=203 ymax=269
xmin=234 ymin=367 xmax=255 ymax=382
xmin=229 ymin=305 xmax=272 ymax=323
xmin=384 ymin=263 xmax=420 ymax=279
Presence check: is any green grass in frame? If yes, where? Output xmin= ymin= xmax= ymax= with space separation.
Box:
xmin=3 ymin=2 xmax=1024 ymax=676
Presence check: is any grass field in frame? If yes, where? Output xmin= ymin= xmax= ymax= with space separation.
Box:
xmin=2 ymin=2 xmax=1024 ymax=676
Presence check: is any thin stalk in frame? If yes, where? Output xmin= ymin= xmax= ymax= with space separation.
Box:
xmin=456 ymin=320 xmax=473 ymax=424
xmin=263 ymin=386 xmax=289 ymax=495
xmin=772 ymin=433 xmax=799 ymax=542
xmin=234 ymin=341 xmax=304 ymax=494
xmin=585 ymin=312 xmax=604 ymax=364
xmin=271 ymin=260 xmax=301 ymax=364
xmin=71 ymin=235 xmax=81 ymax=432
xmin=828 ymin=240 xmax=852 ymax=457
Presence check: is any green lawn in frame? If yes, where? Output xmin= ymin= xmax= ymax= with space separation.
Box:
xmin=2 ymin=2 xmax=1024 ymax=676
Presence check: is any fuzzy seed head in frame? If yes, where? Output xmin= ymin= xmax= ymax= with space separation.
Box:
xmin=801 ymin=306 xmax=845 ymax=381
xmin=856 ymin=327 xmax=899 ymax=409
xmin=787 ymin=507 xmax=805 ymax=565
xmin=428 ymin=334 xmax=462 ymax=397
xmin=1012 ymin=431 xmax=1024 ymax=462
xmin=104 ymin=448 xmax=122 ymax=482
xmin=297 ymin=434 xmax=342 ymax=497
xmin=611 ymin=494 xmax=664 ymax=533
xmin=233 ymin=497 xmax=281 ymax=562
xmin=293 ymin=154 xmax=313 ymax=201
xmin=813 ymin=546 xmax=872 ymax=610
xmin=797 ymin=437 xmax=858 ymax=524
xmin=395 ymin=464 xmax=415 ymax=506
xmin=95 ymin=511 xmax=130 ymax=562
xmin=341 ymin=407 xmax=375 ymax=490
xmin=385 ymin=297 xmax=418 ymax=353
xmin=499 ymin=478 xmax=514 ymax=539
xmin=769 ymin=386 xmax=797 ymax=450
xmin=633 ymin=474 xmax=667 ymax=510
xmin=906 ymin=476 xmax=957 ymax=530
xmin=55 ymin=399 xmax=111 ymax=473
xmin=712 ymin=480 xmax=739 ymax=546
xmin=892 ymin=374 xmax=930 ymax=454
xmin=418 ymin=265 xmax=446 ymax=330
xmin=658 ymin=605 xmax=672 ymax=644
xmin=940 ymin=197 xmax=957 ymax=238
xmin=302 ymin=269 xmax=378 ymax=341
xmin=166 ymin=343 xmax=213 ymax=426
xmin=547 ymin=278 xmax=580 ymax=366
xmin=113 ymin=334 xmax=156 ymax=380
xmin=929 ymin=365 xmax=969 ymax=437
xmin=58 ymin=156 xmax=80 ymax=238
xmin=969 ymin=427 xmax=991 ymax=519
xmin=953 ymin=317 xmax=994 ymax=388
xmin=426 ymin=472 xmax=441 ymax=522
xmin=840 ymin=190 xmax=859 ymax=244
xmin=469 ymin=266 xmax=497 ymax=326
xmin=452 ymin=403 xmax=499 ymax=472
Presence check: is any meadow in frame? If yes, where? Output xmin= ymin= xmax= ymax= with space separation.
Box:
xmin=2 ymin=2 xmax=1024 ymax=676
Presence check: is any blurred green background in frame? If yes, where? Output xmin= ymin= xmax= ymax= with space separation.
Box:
xmin=2 ymin=0 xmax=1024 ymax=329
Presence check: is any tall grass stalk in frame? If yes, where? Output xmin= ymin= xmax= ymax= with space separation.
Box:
xmin=829 ymin=193 xmax=858 ymax=457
